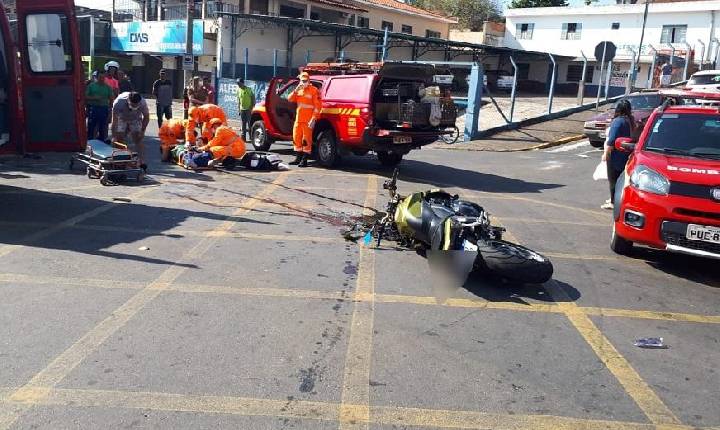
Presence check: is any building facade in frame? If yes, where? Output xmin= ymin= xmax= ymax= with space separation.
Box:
xmin=504 ymin=1 xmax=720 ymax=93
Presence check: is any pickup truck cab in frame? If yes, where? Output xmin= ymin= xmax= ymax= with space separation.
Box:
xmin=611 ymin=90 xmax=720 ymax=259
xmin=249 ymin=62 xmax=457 ymax=167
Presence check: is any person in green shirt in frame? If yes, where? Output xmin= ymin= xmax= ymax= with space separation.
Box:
xmin=236 ymin=79 xmax=255 ymax=141
xmin=86 ymin=70 xmax=114 ymax=141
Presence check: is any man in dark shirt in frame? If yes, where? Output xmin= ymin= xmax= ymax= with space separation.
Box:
xmin=152 ymin=69 xmax=174 ymax=127
xmin=118 ymin=70 xmax=134 ymax=93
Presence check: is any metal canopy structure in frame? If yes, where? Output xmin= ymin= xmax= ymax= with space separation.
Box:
xmin=216 ymin=12 xmax=573 ymax=65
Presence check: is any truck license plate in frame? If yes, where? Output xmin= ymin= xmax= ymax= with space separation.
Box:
xmin=393 ymin=136 xmax=412 ymax=144
xmin=687 ymin=224 xmax=720 ymax=244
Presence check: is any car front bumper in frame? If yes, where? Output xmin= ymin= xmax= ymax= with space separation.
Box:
xmin=583 ymin=128 xmax=606 ymax=142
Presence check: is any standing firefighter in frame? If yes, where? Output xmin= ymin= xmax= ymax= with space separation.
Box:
xmin=288 ymin=72 xmax=321 ymax=167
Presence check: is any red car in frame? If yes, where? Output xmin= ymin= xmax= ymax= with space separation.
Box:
xmin=583 ymin=92 xmax=663 ymax=148
xmin=611 ymin=90 xmax=720 ymax=259
xmin=249 ymin=62 xmax=456 ymax=167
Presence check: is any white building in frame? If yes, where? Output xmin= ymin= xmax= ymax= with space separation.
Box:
xmin=504 ymin=1 xmax=720 ymax=93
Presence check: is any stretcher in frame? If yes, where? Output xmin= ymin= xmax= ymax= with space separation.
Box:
xmin=70 ymin=139 xmax=144 ymax=185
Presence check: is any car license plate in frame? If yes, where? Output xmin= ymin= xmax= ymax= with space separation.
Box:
xmin=687 ymin=224 xmax=720 ymax=244
xmin=393 ymin=136 xmax=412 ymax=144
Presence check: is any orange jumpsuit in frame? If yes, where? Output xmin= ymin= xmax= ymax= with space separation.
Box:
xmin=186 ymin=104 xmax=227 ymax=144
xmin=199 ymin=126 xmax=246 ymax=160
xmin=288 ymin=84 xmax=321 ymax=154
xmin=159 ymin=119 xmax=187 ymax=151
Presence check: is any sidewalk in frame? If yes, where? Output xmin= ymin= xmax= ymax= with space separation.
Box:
xmin=433 ymin=108 xmax=599 ymax=152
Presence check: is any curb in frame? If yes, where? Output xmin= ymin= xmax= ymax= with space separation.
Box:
xmin=438 ymin=134 xmax=586 ymax=153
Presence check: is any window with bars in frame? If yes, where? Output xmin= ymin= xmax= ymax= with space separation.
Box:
xmin=515 ymin=23 xmax=534 ymax=40
xmin=381 ymin=21 xmax=393 ymax=32
xmin=357 ymin=16 xmax=370 ymax=28
xmin=660 ymin=25 xmax=687 ymax=43
xmin=401 ymin=24 xmax=413 ymax=34
xmin=611 ymin=22 xmax=620 ymax=30
xmin=561 ymin=22 xmax=582 ymax=40
xmin=426 ymin=29 xmax=441 ymax=38
xmin=566 ymin=64 xmax=594 ymax=83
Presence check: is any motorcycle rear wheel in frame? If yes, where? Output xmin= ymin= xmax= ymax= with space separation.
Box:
xmin=475 ymin=239 xmax=553 ymax=284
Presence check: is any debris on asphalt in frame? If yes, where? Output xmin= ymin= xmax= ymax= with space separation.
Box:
xmin=138 ymin=246 xmax=150 ymax=251
xmin=634 ymin=337 xmax=668 ymax=349
xmin=113 ymin=197 xmax=132 ymax=203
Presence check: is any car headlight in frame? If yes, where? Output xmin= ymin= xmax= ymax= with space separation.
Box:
xmin=583 ymin=121 xmax=595 ymax=128
xmin=630 ymin=165 xmax=670 ymax=195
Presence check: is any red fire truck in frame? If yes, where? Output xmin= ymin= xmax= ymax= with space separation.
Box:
xmin=0 ymin=0 xmax=86 ymax=156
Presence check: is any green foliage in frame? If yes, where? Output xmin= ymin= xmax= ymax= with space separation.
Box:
xmin=407 ymin=0 xmax=501 ymax=31
xmin=507 ymin=0 xmax=568 ymax=8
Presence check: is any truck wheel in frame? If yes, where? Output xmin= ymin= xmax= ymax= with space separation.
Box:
xmin=589 ymin=139 xmax=604 ymax=148
xmin=251 ymin=120 xmax=272 ymax=151
xmin=610 ymin=224 xmax=633 ymax=255
xmin=377 ymin=151 xmax=403 ymax=167
xmin=316 ymin=129 xmax=341 ymax=167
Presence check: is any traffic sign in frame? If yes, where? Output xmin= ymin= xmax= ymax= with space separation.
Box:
xmin=182 ymin=54 xmax=194 ymax=71
xmin=594 ymin=41 xmax=617 ymax=63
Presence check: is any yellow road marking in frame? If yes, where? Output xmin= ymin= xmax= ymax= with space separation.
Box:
xmin=475 ymin=192 xmax=608 ymax=220
xmin=0 ymin=187 xmax=156 ymax=260
xmin=339 ymin=175 xmax=377 ymax=430
xmin=2 ymin=273 xmax=719 ymax=326
xmin=0 ymin=387 xmax=706 ymax=430
xmin=0 ymin=173 xmax=289 ymax=430
xmin=498 ymin=217 xmax=609 ymax=227
xmin=0 ymin=184 xmax=104 ymax=194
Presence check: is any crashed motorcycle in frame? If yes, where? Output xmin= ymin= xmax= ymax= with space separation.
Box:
xmin=361 ymin=169 xmax=553 ymax=284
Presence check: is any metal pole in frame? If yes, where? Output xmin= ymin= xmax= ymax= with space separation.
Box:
xmin=509 ymin=56 xmax=518 ymax=122
xmin=669 ymin=45 xmax=675 ymax=84
xmin=697 ymin=39 xmax=706 ymax=71
xmin=547 ymin=53 xmax=556 ymax=115
xmin=244 ymin=47 xmax=249 ymax=80
xmin=273 ymin=49 xmax=278 ymax=76
xmin=647 ymin=44 xmax=657 ymax=88
xmin=683 ymin=42 xmax=692 ymax=80
xmin=578 ymin=50 xmax=587 ymax=106
xmin=714 ymin=38 xmax=720 ymax=68
xmin=183 ymin=0 xmax=194 ymax=86
xmin=381 ymin=27 xmax=389 ymax=61
xmin=306 ymin=49 xmax=311 ymax=64
xmin=605 ymin=60 xmax=613 ymax=101
xmin=626 ymin=48 xmax=635 ymax=95
xmin=340 ymin=50 xmax=345 ymax=64
xmin=89 ymin=15 xmax=95 ymax=78
xmin=633 ymin=0 xmax=650 ymax=89
xmin=596 ymin=42 xmax=607 ymax=110
xmin=464 ymin=63 xmax=484 ymax=142
xmin=216 ymin=16 xmax=223 ymax=80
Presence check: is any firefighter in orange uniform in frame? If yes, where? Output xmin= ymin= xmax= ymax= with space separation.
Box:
xmin=158 ymin=118 xmax=188 ymax=162
xmin=288 ymin=72 xmax=322 ymax=167
xmin=198 ymin=118 xmax=247 ymax=167
xmin=186 ymin=104 xmax=228 ymax=145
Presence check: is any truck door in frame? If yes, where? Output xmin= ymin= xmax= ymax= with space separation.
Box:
xmin=265 ymin=78 xmax=298 ymax=136
xmin=16 ymin=0 xmax=85 ymax=152
xmin=0 ymin=5 xmax=17 ymax=155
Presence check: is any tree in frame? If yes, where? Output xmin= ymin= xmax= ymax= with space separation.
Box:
xmin=508 ymin=0 xmax=568 ymax=8
xmin=408 ymin=0 xmax=501 ymax=31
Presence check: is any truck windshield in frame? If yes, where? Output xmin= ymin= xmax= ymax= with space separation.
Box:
xmin=688 ymin=74 xmax=720 ymax=86
xmin=615 ymin=94 xmax=662 ymax=110
xmin=645 ymin=113 xmax=720 ymax=159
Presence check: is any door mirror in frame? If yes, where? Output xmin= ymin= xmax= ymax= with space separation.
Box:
xmin=615 ymin=137 xmax=636 ymax=152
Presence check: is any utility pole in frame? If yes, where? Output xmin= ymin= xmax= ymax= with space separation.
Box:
xmin=632 ymin=0 xmax=651 ymax=89
xmin=184 ymin=0 xmax=195 ymax=86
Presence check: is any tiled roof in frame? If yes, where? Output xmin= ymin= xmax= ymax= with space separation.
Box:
xmin=311 ymin=0 xmax=369 ymax=13
xmin=357 ymin=0 xmax=453 ymax=21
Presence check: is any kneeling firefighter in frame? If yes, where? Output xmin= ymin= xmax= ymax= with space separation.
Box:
xmin=159 ymin=118 xmax=187 ymax=162
xmin=198 ymin=118 xmax=247 ymax=168
xmin=288 ymin=72 xmax=321 ymax=167
xmin=186 ymin=104 xmax=228 ymax=145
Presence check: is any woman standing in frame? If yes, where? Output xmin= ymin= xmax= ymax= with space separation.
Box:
xmin=601 ymin=99 xmax=635 ymax=210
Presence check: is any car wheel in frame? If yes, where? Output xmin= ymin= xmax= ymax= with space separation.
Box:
xmin=376 ymin=151 xmax=403 ymax=167
xmin=316 ymin=129 xmax=341 ymax=167
xmin=610 ymin=223 xmax=633 ymax=255
xmin=589 ymin=139 xmax=604 ymax=148
xmin=251 ymin=120 xmax=272 ymax=151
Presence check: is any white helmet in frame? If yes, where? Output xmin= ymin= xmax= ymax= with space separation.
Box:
xmin=104 ymin=60 xmax=120 ymax=71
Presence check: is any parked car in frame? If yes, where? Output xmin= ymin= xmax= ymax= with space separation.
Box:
xmin=686 ymin=69 xmax=720 ymax=91
xmin=496 ymin=74 xmax=514 ymax=92
xmin=250 ymin=62 xmax=458 ymax=167
xmin=583 ymin=92 xmax=663 ymax=148
xmin=610 ymin=90 xmax=720 ymax=259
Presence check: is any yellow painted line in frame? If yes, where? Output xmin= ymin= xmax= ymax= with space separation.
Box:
xmin=1 ymin=387 xmax=706 ymax=430
xmin=169 ymin=283 xmax=347 ymax=301
xmin=498 ymin=217 xmax=609 ymax=228
xmin=0 ymin=187 xmax=156 ymax=260
xmin=373 ymin=294 xmax=562 ymax=314
xmin=0 ymin=273 xmax=145 ymax=290
xmin=0 ymin=173 xmax=290 ymax=430
xmin=0 ymin=184 xmax=104 ymax=194
xmin=582 ymin=307 xmax=720 ymax=324
xmin=544 ymin=252 xmax=621 ymax=262
xmin=339 ymin=175 xmax=377 ymax=430
xmin=478 ymin=193 xmax=608 ymax=220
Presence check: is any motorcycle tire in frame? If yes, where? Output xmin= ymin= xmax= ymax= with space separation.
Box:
xmin=475 ymin=239 xmax=553 ymax=284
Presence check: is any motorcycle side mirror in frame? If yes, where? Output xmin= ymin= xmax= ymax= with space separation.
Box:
xmin=614 ymin=137 xmax=636 ymax=153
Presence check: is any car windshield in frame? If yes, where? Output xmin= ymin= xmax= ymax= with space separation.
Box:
xmin=688 ymin=74 xmax=720 ymax=85
xmin=614 ymin=94 xmax=662 ymax=110
xmin=645 ymin=113 xmax=720 ymax=159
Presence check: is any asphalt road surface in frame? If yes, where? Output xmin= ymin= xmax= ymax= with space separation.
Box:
xmin=0 ymin=130 xmax=719 ymax=430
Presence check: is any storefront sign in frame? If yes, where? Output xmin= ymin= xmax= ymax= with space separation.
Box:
xmin=217 ymin=78 xmax=268 ymax=119
xmin=111 ymin=20 xmax=203 ymax=55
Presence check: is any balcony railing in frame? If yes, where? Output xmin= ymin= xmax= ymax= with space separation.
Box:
xmin=114 ymin=1 xmax=241 ymax=22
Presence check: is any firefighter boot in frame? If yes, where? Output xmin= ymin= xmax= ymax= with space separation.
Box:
xmin=298 ymin=153 xmax=309 ymax=168
xmin=289 ymin=152 xmax=303 ymax=165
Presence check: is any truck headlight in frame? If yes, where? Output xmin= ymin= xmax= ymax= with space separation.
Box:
xmin=630 ymin=165 xmax=670 ymax=195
